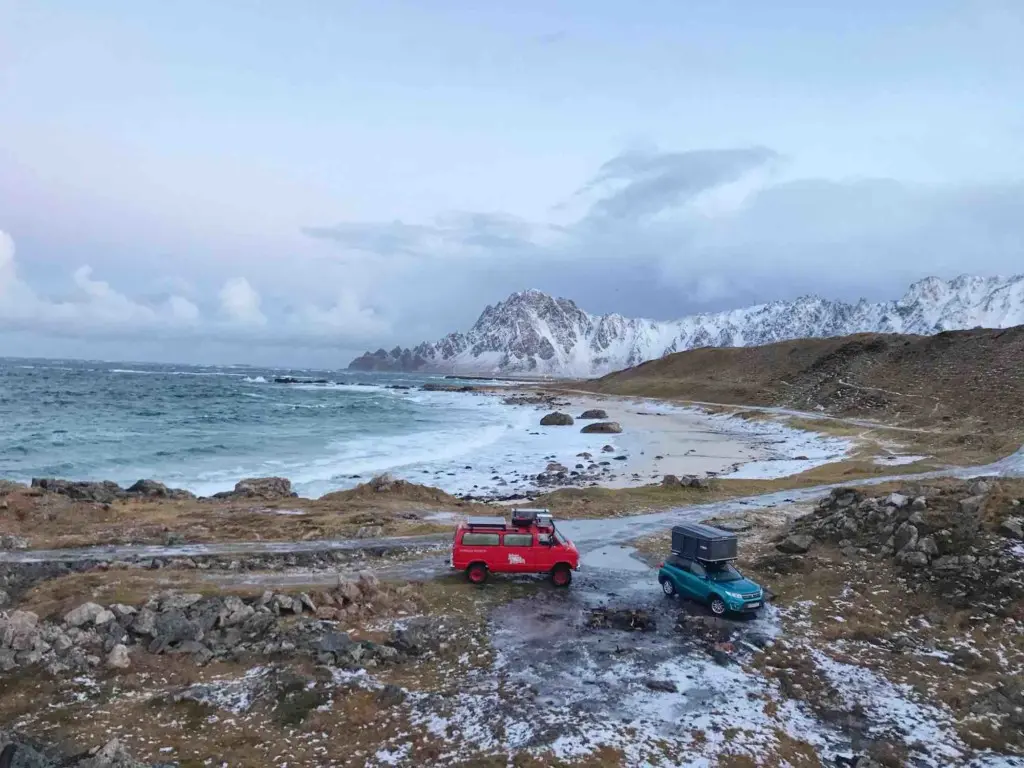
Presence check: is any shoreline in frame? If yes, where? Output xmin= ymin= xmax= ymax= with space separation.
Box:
xmin=449 ymin=387 xmax=854 ymax=502
xmin=0 ymin=383 xmax=855 ymax=504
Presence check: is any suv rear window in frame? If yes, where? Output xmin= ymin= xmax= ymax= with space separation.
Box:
xmin=503 ymin=533 xmax=533 ymax=547
xmin=461 ymin=533 xmax=500 ymax=546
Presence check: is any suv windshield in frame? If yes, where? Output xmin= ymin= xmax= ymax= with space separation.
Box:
xmin=706 ymin=563 xmax=743 ymax=582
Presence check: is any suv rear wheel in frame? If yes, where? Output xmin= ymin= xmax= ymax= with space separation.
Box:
xmin=661 ymin=578 xmax=676 ymax=597
xmin=466 ymin=563 xmax=488 ymax=584
xmin=709 ymin=596 xmax=727 ymax=616
xmin=551 ymin=564 xmax=572 ymax=587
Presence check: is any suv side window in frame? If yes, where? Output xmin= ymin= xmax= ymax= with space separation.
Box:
xmin=667 ymin=555 xmax=692 ymax=570
xmin=503 ymin=533 xmax=533 ymax=547
xmin=461 ymin=533 xmax=500 ymax=546
xmin=689 ymin=561 xmax=707 ymax=579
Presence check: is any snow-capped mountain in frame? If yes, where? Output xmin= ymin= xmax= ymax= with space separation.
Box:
xmin=348 ymin=275 xmax=1024 ymax=376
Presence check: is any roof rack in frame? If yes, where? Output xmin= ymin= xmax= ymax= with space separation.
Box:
xmin=466 ymin=516 xmax=507 ymax=530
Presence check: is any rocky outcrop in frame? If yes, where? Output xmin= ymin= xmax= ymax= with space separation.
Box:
xmin=540 ymin=412 xmax=574 ymax=426
xmin=578 ymin=409 xmax=609 ymax=420
xmin=215 ymin=477 xmax=296 ymax=500
xmin=581 ymin=421 xmax=623 ymax=434
xmin=0 ymin=573 xmax=425 ymax=677
xmin=30 ymin=478 xmax=195 ymax=503
xmin=773 ymin=481 xmax=1024 ymax=616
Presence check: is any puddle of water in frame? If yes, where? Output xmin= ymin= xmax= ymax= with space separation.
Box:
xmin=581 ymin=545 xmax=651 ymax=573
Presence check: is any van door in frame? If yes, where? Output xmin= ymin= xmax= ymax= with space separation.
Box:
xmin=501 ymin=531 xmax=535 ymax=573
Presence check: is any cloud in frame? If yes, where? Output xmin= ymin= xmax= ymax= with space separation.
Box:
xmin=305 ymin=145 xmax=1024 ymax=340
xmin=0 ymin=229 xmax=388 ymax=347
xmin=304 ymin=211 xmax=545 ymax=259
xmin=219 ymin=276 xmax=266 ymax=326
xmin=577 ymin=147 xmax=779 ymax=222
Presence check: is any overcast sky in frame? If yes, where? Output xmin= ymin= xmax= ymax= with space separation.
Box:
xmin=2 ymin=1 xmax=1023 ymax=367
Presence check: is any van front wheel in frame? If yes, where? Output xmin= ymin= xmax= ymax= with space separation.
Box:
xmin=551 ymin=565 xmax=572 ymax=587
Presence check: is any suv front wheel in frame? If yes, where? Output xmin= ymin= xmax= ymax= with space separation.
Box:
xmin=709 ymin=596 xmax=727 ymax=616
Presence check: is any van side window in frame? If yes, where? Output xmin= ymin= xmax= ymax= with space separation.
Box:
xmin=537 ymin=533 xmax=552 ymax=546
xmin=503 ymin=533 xmax=533 ymax=547
xmin=462 ymin=533 xmax=500 ymax=546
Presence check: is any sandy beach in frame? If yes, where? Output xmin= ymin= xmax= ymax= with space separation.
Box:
xmin=472 ymin=388 xmax=852 ymax=499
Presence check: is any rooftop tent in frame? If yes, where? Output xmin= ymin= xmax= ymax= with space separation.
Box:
xmin=671 ymin=522 xmax=738 ymax=563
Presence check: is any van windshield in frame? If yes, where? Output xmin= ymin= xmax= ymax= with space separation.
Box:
xmin=706 ymin=563 xmax=743 ymax=582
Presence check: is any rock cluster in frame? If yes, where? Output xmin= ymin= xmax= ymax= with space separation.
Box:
xmin=775 ymin=481 xmax=1024 ymax=615
xmin=661 ymin=474 xmax=711 ymax=489
xmin=0 ymin=731 xmax=152 ymax=768
xmin=0 ymin=572 xmax=424 ymax=676
xmin=29 ymin=478 xmax=195 ymax=503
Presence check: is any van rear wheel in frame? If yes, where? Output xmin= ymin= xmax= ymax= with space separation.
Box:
xmin=551 ymin=565 xmax=572 ymax=587
xmin=467 ymin=563 xmax=488 ymax=584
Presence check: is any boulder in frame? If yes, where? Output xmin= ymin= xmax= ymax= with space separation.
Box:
xmin=898 ymin=551 xmax=930 ymax=567
xmin=644 ymin=679 xmax=678 ymax=693
xmin=230 ymin=477 xmax=295 ymax=499
xmin=78 ymin=738 xmax=145 ymax=768
xmin=160 ymin=593 xmax=203 ymax=611
xmin=1 ymin=610 xmax=40 ymax=650
xmin=581 ymin=422 xmax=623 ymax=434
xmin=578 ymin=409 xmax=609 ymax=420
xmin=884 ymin=493 xmax=909 ymax=509
xmin=0 ymin=535 xmax=29 ymax=550
xmin=602 ymin=445 xmax=615 ymax=453
xmin=893 ymin=522 xmax=919 ymax=553
xmin=959 ymin=495 xmax=987 ymax=517
xmin=540 ymin=412 xmax=574 ymax=426
xmin=130 ymin=608 xmax=157 ymax=636
xmin=105 ymin=644 xmax=130 ymax=670
xmin=64 ymin=602 xmax=106 ymax=628
xmin=776 ymin=534 xmax=814 ymax=554
xmin=998 ymin=518 xmax=1024 ymax=540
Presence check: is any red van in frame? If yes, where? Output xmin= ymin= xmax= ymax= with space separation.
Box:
xmin=450 ymin=509 xmax=580 ymax=586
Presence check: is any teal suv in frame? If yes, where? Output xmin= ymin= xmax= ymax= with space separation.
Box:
xmin=658 ymin=555 xmax=764 ymax=615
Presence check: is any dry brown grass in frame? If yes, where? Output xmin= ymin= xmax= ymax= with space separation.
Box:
xmin=535 ymin=458 xmax=949 ymax=520
xmin=0 ymin=479 xmax=489 ymax=549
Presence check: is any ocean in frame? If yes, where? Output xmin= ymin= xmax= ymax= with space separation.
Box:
xmin=0 ymin=358 xmax=570 ymax=499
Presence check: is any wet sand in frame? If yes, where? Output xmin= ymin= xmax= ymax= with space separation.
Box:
xmin=558 ymin=393 xmax=774 ymax=486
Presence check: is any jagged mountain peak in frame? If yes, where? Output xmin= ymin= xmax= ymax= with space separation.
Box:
xmin=348 ymin=275 xmax=1024 ymax=375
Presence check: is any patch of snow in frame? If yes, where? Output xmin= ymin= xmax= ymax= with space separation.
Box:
xmin=873 ymin=454 xmax=930 ymax=466
xmin=812 ymin=650 xmax=969 ymax=765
